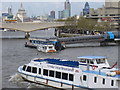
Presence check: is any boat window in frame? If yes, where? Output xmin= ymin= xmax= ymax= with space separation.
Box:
xmin=39 ymin=68 xmax=41 ymax=74
xmin=83 ymin=75 xmax=87 ymax=81
xmin=111 ymin=80 xmax=114 ymax=86
xmin=43 ymin=46 xmax=47 ymax=50
xmin=49 ymin=46 xmax=53 ymax=49
xmin=62 ymin=73 xmax=68 ymax=80
xmin=56 ymin=71 xmax=61 ymax=79
xmin=49 ymin=70 xmax=54 ymax=77
xmin=32 ymin=67 xmax=37 ymax=74
xmin=96 ymin=59 xmax=105 ymax=64
xmin=69 ymin=74 xmax=74 ymax=81
xmin=80 ymin=59 xmax=86 ymax=63
xmin=94 ymin=77 xmax=97 ymax=83
xmin=43 ymin=69 xmax=48 ymax=76
xmin=32 ymin=40 xmax=35 ymax=43
xmin=90 ymin=60 xmax=94 ymax=64
xmin=22 ymin=65 xmax=27 ymax=71
xmin=26 ymin=66 xmax=31 ymax=72
xmin=102 ymin=78 xmax=105 ymax=84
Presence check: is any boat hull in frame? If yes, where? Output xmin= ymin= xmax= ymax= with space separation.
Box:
xmin=19 ymin=73 xmax=84 ymax=89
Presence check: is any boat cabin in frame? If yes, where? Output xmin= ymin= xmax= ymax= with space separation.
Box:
xmin=37 ymin=44 xmax=56 ymax=53
xmin=78 ymin=56 xmax=110 ymax=70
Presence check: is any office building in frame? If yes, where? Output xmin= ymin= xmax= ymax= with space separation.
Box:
xmin=8 ymin=6 xmax=12 ymax=15
xmin=83 ymin=2 xmax=90 ymax=16
xmin=58 ymin=11 xmax=64 ymax=19
xmin=64 ymin=0 xmax=71 ymax=17
xmin=58 ymin=0 xmax=71 ymax=19
xmin=50 ymin=10 xmax=55 ymax=19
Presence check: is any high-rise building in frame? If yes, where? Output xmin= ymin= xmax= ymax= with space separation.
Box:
xmin=83 ymin=2 xmax=90 ymax=16
xmin=64 ymin=0 xmax=71 ymax=17
xmin=58 ymin=11 xmax=64 ymax=19
xmin=50 ymin=10 xmax=55 ymax=19
xmin=8 ymin=6 xmax=12 ymax=15
xmin=58 ymin=0 xmax=71 ymax=19
xmin=63 ymin=10 xmax=70 ymax=18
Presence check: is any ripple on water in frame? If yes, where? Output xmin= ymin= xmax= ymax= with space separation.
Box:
xmin=8 ymin=73 xmax=56 ymax=89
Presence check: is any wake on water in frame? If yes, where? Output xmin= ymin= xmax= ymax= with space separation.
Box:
xmin=8 ymin=73 xmax=54 ymax=89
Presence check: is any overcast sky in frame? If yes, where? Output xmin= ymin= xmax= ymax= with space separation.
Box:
xmin=2 ymin=0 xmax=105 ymax=18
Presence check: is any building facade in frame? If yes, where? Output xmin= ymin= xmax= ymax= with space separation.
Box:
xmin=88 ymin=0 xmax=120 ymax=29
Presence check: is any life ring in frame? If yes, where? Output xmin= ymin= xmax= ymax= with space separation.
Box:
xmin=92 ymin=65 xmax=96 ymax=70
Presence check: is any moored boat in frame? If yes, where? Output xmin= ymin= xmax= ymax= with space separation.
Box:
xmin=37 ymin=44 xmax=56 ymax=53
xmin=18 ymin=56 xmax=120 ymax=89
xmin=25 ymin=37 xmax=65 ymax=50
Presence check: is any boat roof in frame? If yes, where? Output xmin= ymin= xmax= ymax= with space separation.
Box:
xmin=29 ymin=37 xmax=58 ymax=41
xmin=78 ymin=56 xmax=106 ymax=59
xmin=33 ymin=58 xmax=79 ymax=68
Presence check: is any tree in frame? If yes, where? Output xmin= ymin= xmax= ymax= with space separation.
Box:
xmin=77 ymin=17 xmax=97 ymax=34
xmin=95 ymin=22 xmax=113 ymax=31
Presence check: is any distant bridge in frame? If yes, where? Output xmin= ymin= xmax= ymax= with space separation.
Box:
xmin=1 ymin=22 xmax=65 ymax=32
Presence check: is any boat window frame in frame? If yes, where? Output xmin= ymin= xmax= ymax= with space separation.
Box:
xmin=89 ymin=59 xmax=94 ymax=64
xmin=39 ymin=68 xmax=41 ymax=74
xmin=22 ymin=65 xmax=27 ymax=71
xmin=62 ymin=72 xmax=68 ymax=80
xmin=111 ymin=80 xmax=114 ymax=86
xmin=43 ymin=46 xmax=47 ymax=50
xmin=43 ymin=69 xmax=48 ymax=76
xmin=69 ymin=74 xmax=74 ymax=81
xmin=94 ymin=76 xmax=97 ymax=83
xmin=48 ymin=46 xmax=53 ymax=49
xmin=96 ymin=58 xmax=106 ymax=64
xmin=80 ymin=59 xmax=87 ymax=63
xmin=102 ymin=78 xmax=105 ymax=85
xmin=49 ymin=70 xmax=55 ymax=77
xmin=26 ymin=66 xmax=32 ymax=73
xmin=83 ymin=75 xmax=87 ymax=81
xmin=32 ymin=67 xmax=37 ymax=74
xmin=56 ymin=71 xmax=61 ymax=79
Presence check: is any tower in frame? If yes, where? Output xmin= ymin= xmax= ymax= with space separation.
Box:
xmin=83 ymin=2 xmax=90 ymax=16
xmin=8 ymin=6 xmax=12 ymax=15
xmin=50 ymin=10 xmax=55 ymax=19
xmin=64 ymin=0 xmax=71 ymax=17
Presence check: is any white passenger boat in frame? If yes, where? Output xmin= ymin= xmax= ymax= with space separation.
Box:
xmin=18 ymin=56 xmax=120 ymax=89
xmin=37 ymin=44 xmax=56 ymax=53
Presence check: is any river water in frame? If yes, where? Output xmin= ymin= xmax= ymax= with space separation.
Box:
xmin=1 ymin=28 xmax=119 ymax=89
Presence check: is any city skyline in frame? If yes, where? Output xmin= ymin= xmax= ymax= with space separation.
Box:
xmin=2 ymin=2 xmax=104 ymax=18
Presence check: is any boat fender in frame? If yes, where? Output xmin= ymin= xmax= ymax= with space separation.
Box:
xmin=106 ymin=72 xmax=116 ymax=76
xmin=92 ymin=65 xmax=96 ymax=70
xmin=110 ymin=72 xmax=116 ymax=76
